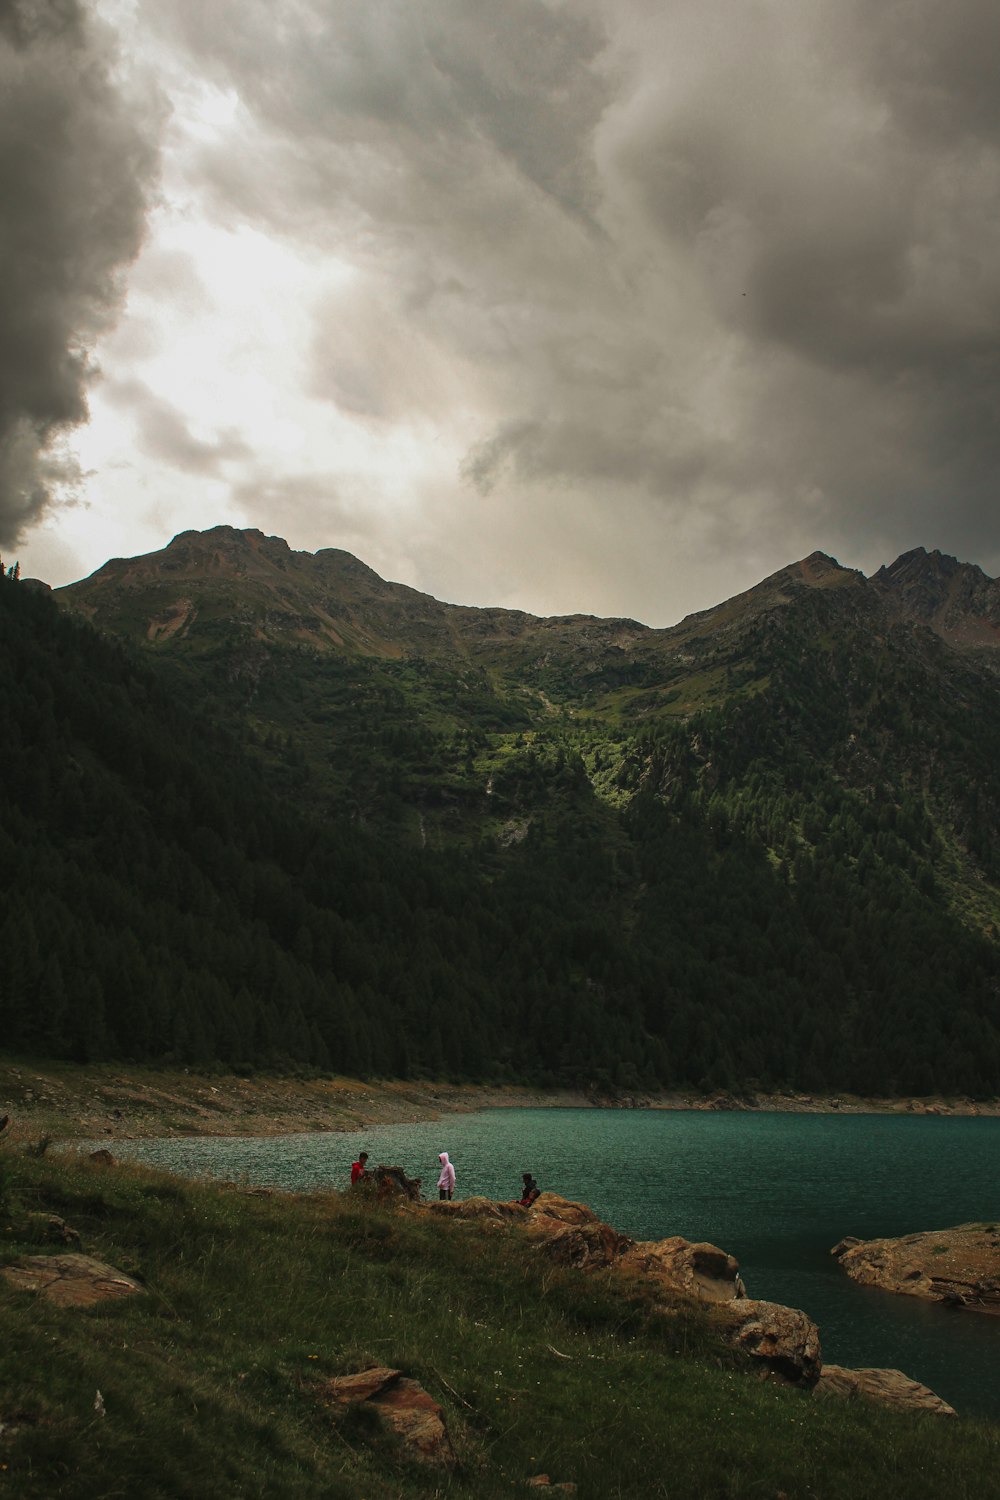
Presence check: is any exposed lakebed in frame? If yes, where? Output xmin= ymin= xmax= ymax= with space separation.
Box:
xmin=104 ymin=1108 xmax=1000 ymax=1420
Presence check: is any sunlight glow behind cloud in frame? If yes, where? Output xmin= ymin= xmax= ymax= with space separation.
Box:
xmin=12 ymin=0 xmax=1000 ymax=623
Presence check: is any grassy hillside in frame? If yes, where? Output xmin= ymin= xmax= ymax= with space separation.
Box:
xmin=2 ymin=1146 xmax=999 ymax=1499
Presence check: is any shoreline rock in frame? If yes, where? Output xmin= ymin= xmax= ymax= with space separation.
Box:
xmin=430 ymin=1195 xmax=820 ymax=1386
xmin=425 ymin=1193 xmax=954 ymax=1412
xmin=0 ymin=1159 xmax=959 ymax=1420
xmin=713 ymin=1299 xmax=822 ymax=1385
xmin=814 ymin=1365 xmax=956 ymax=1417
xmin=832 ymin=1224 xmax=1000 ymax=1314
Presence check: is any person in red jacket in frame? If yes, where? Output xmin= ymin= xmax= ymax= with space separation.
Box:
xmin=351 ymin=1151 xmax=369 ymax=1184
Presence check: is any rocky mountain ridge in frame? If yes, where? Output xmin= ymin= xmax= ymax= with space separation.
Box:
xmin=54 ymin=528 xmax=1000 ymax=863
xmin=58 ymin=528 xmax=1000 ymax=671
xmin=873 ymin=548 xmax=1000 ymax=652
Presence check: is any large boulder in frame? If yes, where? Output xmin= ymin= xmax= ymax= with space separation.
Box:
xmin=318 ymin=1366 xmax=456 ymax=1467
xmin=832 ymin=1224 xmax=1000 ymax=1313
xmin=526 ymin=1217 xmax=632 ymax=1270
xmin=522 ymin=1196 xmax=632 ymax=1269
xmin=713 ymin=1299 xmax=822 ymax=1385
xmin=620 ymin=1237 xmax=746 ymax=1304
xmin=528 ymin=1194 xmax=600 ymax=1223
xmin=0 ymin=1254 xmax=145 ymax=1308
xmin=814 ymin=1365 xmax=956 ymax=1417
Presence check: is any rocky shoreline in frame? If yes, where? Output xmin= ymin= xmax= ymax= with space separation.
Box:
xmin=832 ymin=1224 xmax=1000 ymax=1315
xmin=2 ymin=1058 xmax=998 ymax=1144
xmin=1 ymin=1175 xmax=960 ymax=1422
xmin=419 ymin=1191 xmax=958 ymax=1416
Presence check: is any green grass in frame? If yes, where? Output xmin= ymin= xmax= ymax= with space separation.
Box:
xmin=1 ymin=1149 xmax=999 ymax=1498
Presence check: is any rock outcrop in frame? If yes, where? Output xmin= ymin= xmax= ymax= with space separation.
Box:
xmin=523 ymin=1194 xmax=633 ymax=1269
xmin=832 ymin=1224 xmax=1000 ymax=1313
xmin=424 ymin=1193 xmax=522 ymax=1221
xmin=814 ymin=1365 xmax=956 ymax=1417
xmin=429 ymin=1195 xmax=822 ymax=1384
xmin=415 ymin=1193 xmax=954 ymax=1406
xmin=318 ymin=1366 xmax=456 ymax=1467
xmin=1 ymin=1253 xmax=145 ymax=1307
xmin=620 ymin=1236 xmax=746 ymax=1303
xmin=713 ymin=1299 xmax=822 ymax=1385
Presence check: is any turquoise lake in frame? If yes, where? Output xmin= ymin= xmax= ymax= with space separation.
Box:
xmin=109 ymin=1109 xmax=1000 ymax=1421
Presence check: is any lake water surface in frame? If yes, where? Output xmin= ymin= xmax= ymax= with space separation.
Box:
xmin=109 ymin=1109 xmax=1000 ymax=1420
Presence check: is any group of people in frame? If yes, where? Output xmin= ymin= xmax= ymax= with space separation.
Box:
xmin=350 ymin=1149 xmax=540 ymax=1206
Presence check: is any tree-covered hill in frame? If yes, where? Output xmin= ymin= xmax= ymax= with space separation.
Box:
xmin=5 ymin=533 xmax=1000 ymax=1094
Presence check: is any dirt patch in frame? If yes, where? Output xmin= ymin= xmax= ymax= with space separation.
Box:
xmin=0 ymin=1060 xmax=595 ymax=1143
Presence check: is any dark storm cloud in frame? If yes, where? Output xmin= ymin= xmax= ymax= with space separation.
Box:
xmin=0 ymin=0 xmax=159 ymax=546
xmin=602 ymin=0 xmax=1000 ymax=564
xmin=155 ymin=0 xmax=608 ymax=229
xmin=143 ymin=0 xmax=1000 ymax=605
xmin=864 ymin=0 xmax=1000 ymax=147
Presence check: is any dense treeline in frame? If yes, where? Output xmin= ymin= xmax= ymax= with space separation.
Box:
xmin=3 ymin=566 xmax=1000 ymax=1093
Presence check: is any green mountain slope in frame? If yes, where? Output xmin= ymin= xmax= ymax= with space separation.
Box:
xmin=56 ymin=528 xmax=1000 ymax=912
xmin=4 ymin=532 xmax=1000 ymax=1094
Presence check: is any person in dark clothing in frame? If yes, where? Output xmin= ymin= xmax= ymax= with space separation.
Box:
xmin=518 ymin=1172 xmax=540 ymax=1206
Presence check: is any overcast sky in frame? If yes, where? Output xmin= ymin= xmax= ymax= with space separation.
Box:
xmin=5 ymin=0 xmax=1000 ymax=626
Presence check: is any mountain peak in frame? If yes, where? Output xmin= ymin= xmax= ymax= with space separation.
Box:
xmin=877 ymin=546 xmax=968 ymax=583
xmin=749 ymin=552 xmax=862 ymax=596
xmin=873 ymin=548 xmax=1000 ymax=650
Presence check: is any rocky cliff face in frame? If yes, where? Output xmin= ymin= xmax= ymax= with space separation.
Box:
xmin=872 ymin=548 xmax=1000 ymax=654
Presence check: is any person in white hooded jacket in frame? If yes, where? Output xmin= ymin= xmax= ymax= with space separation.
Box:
xmin=437 ymin=1151 xmax=456 ymax=1200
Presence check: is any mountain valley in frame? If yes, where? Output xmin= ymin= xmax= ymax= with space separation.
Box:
xmin=2 ymin=529 xmax=998 ymax=1096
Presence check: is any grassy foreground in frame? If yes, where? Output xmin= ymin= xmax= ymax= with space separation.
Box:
xmin=1 ymin=1149 xmax=998 ymax=1500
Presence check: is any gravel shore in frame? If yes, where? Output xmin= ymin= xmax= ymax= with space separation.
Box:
xmin=2 ymin=1057 xmax=997 ymax=1145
